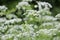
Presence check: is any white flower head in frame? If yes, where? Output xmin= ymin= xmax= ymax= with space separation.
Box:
xmin=22 ymin=32 xmax=30 ymax=37
xmin=37 ymin=2 xmax=52 ymax=10
xmin=5 ymin=18 xmax=22 ymax=24
xmin=0 ymin=18 xmax=6 ymax=23
xmin=43 ymin=16 xmax=57 ymax=21
xmin=16 ymin=2 xmax=30 ymax=9
xmin=55 ymin=23 xmax=60 ymax=29
xmin=0 ymin=5 xmax=8 ymax=12
xmin=55 ymin=13 xmax=60 ymax=19
xmin=36 ymin=29 xmax=58 ymax=36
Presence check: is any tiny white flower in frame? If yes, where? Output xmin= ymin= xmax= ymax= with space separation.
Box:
xmin=34 ymin=25 xmax=38 ymax=29
xmin=34 ymin=5 xmax=38 ymax=8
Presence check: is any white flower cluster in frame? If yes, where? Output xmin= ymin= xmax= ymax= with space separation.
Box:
xmin=4 ymin=18 xmax=22 ymax=25
xmin=53 ymin=36 xmax=60 ymax=40
xmin=23 ymin=10 xmax=42 ymax=23
xmin=55 ymin=13 xmax=60 ymax=20
xmin=0 ymin=25 xmax=8 ymax=33
xmin=0 ymin=18 xmax=6 ymax=23
xmin=16 ymin=2 xmax=30 ymax=10
xmin=6 ymin=14 xmax=17 ymax=19
xmin=37 ymin=2 xmax=52 ymax=10
xmin=40 ymin=22 xmax=54 ymax=29
xmin=0 ymin=5 xmax=8 ymax=12
xmin=36 ymin=29 xmax=58 ymax=36
xmin=23 ymin=9 xmax=57 ymax=24
xmin=1 ymin=34 xmax=15 ymax=40
xmin=0 ymin=5 xmax=8 ymax=16
xmin=37 ymin=9 xmax=52 ymax=16
xmin=24 ymin=10 xmax=39 ymax=17
xmin=0 ymin=24 xmax=36 ymax=40
xmin=55 ymin=23 xmax=60 ymax=29
xmin=42 ymin=16 xmax=57 ymax=22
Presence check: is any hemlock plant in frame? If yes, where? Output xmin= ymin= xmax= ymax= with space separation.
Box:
xmin=0 ymin=0 xmax=60 ymax=40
